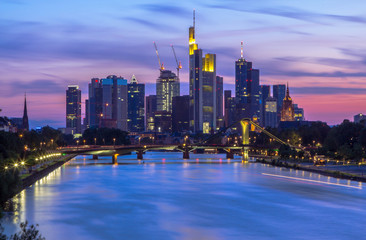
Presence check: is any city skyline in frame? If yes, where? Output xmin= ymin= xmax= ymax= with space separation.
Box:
xmin=1 ymin=0 xmax=366 ymax=128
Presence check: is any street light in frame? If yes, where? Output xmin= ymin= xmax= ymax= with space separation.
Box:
xmin=94 ymin=138 xmax=97 ymax=145
xmin=113 ymin=138 xmax=116 ymax=148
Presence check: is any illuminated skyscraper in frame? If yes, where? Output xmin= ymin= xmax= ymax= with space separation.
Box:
xmin=128 ymin=75 xmax=145 ymax=132
xmin=281 ymin=84 xmax=295 ymax=121
xmin=66 ymin=85 xmax=81 ymax=134
xmin=235 ymin=42 xmax=260 ymax=122
xmin=189 ymin=11 xmax=217 ymax=133
xmin=156 ymin=70 xmax=179 ymax=112
xmin=264 ymin=97 xmax=278 ymax=128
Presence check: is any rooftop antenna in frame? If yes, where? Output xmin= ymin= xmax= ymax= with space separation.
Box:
xmin=193 ymin=9 xmax=195 ymax=28
xmin=241 ymin=41 xmax=244 ymax=59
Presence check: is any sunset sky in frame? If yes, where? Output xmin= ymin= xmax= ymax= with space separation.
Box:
xmin=1 ymin=0 xmax=366 ymax=128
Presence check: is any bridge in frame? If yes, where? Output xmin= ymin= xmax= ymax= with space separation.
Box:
xmin=61 ymin=118 xmax=299 ymax=164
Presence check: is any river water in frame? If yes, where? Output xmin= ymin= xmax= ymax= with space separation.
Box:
xmin=1 ymin=152 xmax=365 ymax=240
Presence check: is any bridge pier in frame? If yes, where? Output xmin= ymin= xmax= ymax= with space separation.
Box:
xmin=226 ymin=149 xmax=234 ymax=159
xmin=137 ymin=150 xmax=144 ymax=160
xmin=93 ymin=155 xmax=98 ymax=160
xmin=183 ymin=149 xmax=190 ymax=159
xmin=112 ymin=154 xmax=118 ymax=164
xmin=242 ymin=147 xmax=249 ymax=161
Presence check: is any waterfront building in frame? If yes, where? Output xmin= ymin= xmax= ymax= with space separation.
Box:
xmin=188 ymin=11 xmax=217 ymax=133
xmin=156 ymin=70 xmax=179 ymax=113
xmin=235 ymin=43 xmax=260 ymax=122
xmin=66 ymin=85 xmax=81 ymax=134
xmin=280 ymin=84 xmax=295 ymax=121
xmin=259 ymin=85 xmax=270 ymax=126
xmin=172 ymin=95 xmax=190 ymax=133
xmin=128 ymin=75 xmax=145 ymax=132
xmin=216 ymin=76 xmax=224 ymax=130
xmin=294 ymin=104 xmax=305 ymax=121
xmin=264 ymin=97 xmax=278 ymax=128
xmin=146 ymin=95 xmax=157 ymax=132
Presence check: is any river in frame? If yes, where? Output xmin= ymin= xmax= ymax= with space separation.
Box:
xmin=1 ymin=152 xmax=365 ymax=240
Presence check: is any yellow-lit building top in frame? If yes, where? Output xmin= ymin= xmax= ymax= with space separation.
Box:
xmin=203 ymin=54 xmax=215 ymax=72
xmin=189 ymin=26 xmax=198 ymax=55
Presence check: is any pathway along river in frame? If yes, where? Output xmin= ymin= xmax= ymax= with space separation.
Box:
xmin=1 ymin=152 xmax=366 ymax=240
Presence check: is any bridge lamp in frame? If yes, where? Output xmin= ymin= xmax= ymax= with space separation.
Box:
xmin=113 ymin=138 xmax=116 ymax=146
xmin=94 ymin=138 xmax=97 ymax=145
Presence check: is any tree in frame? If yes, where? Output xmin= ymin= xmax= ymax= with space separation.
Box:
xmin=0 ymin=222 xmax=45 ymax=240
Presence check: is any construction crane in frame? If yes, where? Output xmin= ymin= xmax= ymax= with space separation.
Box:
xmin=153 ymin=41 xmax=164 ymax=71
xmin=171 ymin=44 xmax=182 ymax=79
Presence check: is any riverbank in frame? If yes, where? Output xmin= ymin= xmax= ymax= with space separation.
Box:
xmin=6 ymin=154 xmax=76 ymax=203
xmin=256 ymin=158 xmax=366 ymax=183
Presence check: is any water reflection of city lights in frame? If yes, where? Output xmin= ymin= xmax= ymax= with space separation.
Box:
xmin=262 ymin=173 xmax=362 ymax=189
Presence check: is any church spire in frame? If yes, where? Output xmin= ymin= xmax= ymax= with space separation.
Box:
xmin=286 ymin=82 xmax=290 ymax=97
xmin=22 ymin=93 xmax=29 ymax=131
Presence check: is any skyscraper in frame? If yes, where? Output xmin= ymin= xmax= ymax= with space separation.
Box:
xmin=66 ymin=85 xmax=81 ymax=134
xmin=146 ymin=95 xmax=157 ymax=132
xmin=22 ymin=93 xmax=29 ymax=131
xmin=86 ymin=78 xmax=103 ymax=128
xmin=156 ymin=70 xmax=179 ymax=112
xmin=172 ymin=95 xmax=190 ymax=133
xmin=259 ymin=85 xmax=270 ymax=126
xmin=281 ymin=84 xmax=295 ymax=121
xmin=216 ymin=76 xmax=224 ymax=129
xmin=189 ymin=11 xmax=217 ymax=133
xmin=273 ymin=84 xmax=286 ymax=121
xmin=264 ymin=97 xmax=278 ymax=128
xmin=128 ymin=75 xmax=145 ymax=132
xmin=85 ymin=75 xmax=128 ymax=131
xmin=235 ymin=42 xmax=260 ymax=122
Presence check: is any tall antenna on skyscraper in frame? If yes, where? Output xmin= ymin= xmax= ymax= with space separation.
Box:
xmin=193 ymin=9 xmax=195 ymax=28
xmin=241 ymin=41 xmax=244 ymax=59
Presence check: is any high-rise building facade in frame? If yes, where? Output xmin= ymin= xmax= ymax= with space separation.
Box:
xmin=294 ymin=104 xmax=304 ymax=121
xmin=216 ymin=76 xmax=224 ymax=130
xmin=264 ymin=97 xmax=278 ymax=128
xmin=235 ymin=45 xmax=260 ymax=122
xmin=66 ymin=85 xmax=81 ymax=134
xmin=128 ymin=75 xmax=145 ymax=132
xmin=273 ymin=84 xmax=286 ymax=121
xmin=146 ymin=95 xmax=157 ymax=132
xmin=259 ymin=85 xmax=270 ymax=126
xmin=172 ymin=95 xmax=190 ymax=133
xmin=85 ymin=75 xmax=128 ymax=131
xmin=156 ymin=70 xmax=179 ymax=113
xmin=188 ymin=11 xmax=217 ymax=133
xmin=86 ymin=78 xmax=103 ymax=128
xmin=281 ymin=84 xmax=295 ymax=121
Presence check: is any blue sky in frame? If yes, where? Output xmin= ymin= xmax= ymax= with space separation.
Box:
xmin=1 ymin=0 xmax=366 ymax=128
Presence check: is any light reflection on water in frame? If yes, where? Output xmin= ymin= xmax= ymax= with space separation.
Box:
xmin=1 ymin=152 xmax=366 ymax=240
